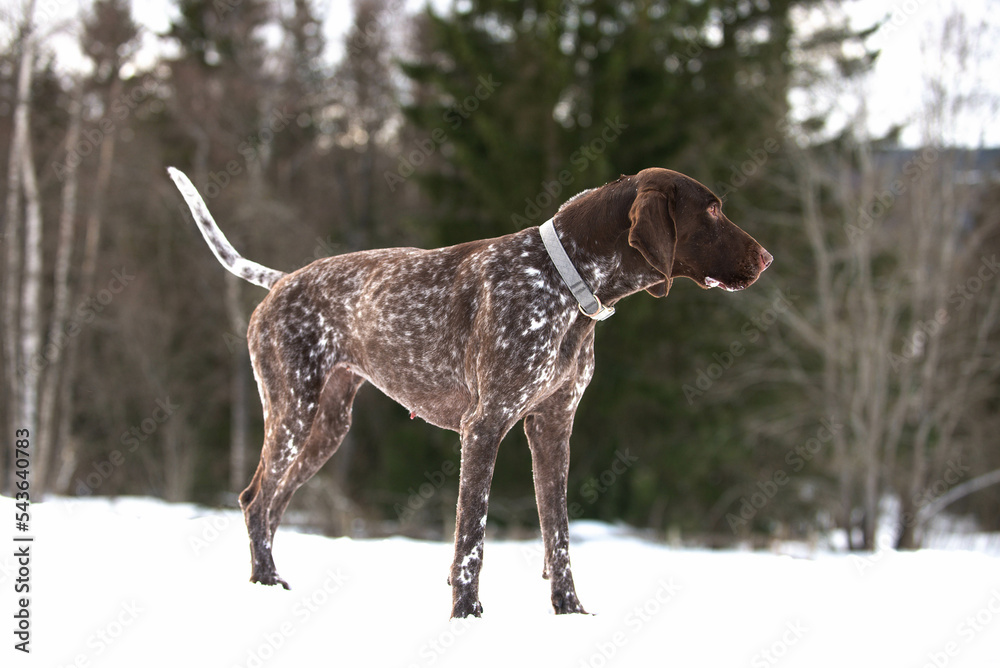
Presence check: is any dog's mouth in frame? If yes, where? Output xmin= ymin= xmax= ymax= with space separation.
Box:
xmin=705 ymin=276 xmax=737 ymax=291
xmin=700 ymin=251 xmax=771 ymax=292
xmin=702 ymin=276 xmax=753 ymax=292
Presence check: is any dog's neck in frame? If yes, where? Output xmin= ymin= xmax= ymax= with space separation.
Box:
xmin=550 ymin=178 xmax=666 ymax=306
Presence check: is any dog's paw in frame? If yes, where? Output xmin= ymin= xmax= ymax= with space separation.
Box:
xmin=552 ymin=593 xmax=588 ymax=615
xmin=251 ymin=572 xmax=291 ymax=590
xmin=451 ymin=601 xmax=483 ymax=619
xmin=451 ymin=598 xmax=483 ymax=619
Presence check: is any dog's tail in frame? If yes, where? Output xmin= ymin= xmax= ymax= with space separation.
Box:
xmin=167 ymin=167 xmax=286 ymax=290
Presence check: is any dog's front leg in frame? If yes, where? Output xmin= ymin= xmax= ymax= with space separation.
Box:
xmin=524 ymin=407 xmax=588 ymax=615
xmin=522 ymin=347 xmax=596 ymax=615
xmin=448 ymin=415 xmax=507 ymax=618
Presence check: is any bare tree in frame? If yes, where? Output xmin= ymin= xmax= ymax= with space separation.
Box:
xmin=892 ymin=8 xmax=1000 ymax=547
xmin=42 ymin=0 xmax=139 ymax=494
xmin=768 ymin=6 xmax=1000 ymax=549
xmin=1 ymin=36 xmax=26 ymax=493
xmin=2 ymin=0 xmax=42 ymax=494
xmin=35 ymin=76 xmax=83 ymax=495
xmin=332 ymin=0 xmax=402 ymax=249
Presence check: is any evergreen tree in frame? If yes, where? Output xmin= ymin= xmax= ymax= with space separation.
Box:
xmin=401 ymin=0 xmax=801 ymax=243
xmin=397 ymin=0 xmax=831 ymax=532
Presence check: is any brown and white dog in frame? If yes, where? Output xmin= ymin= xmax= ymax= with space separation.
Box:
xmin=168 ymin=166 xmax=771 ymax=618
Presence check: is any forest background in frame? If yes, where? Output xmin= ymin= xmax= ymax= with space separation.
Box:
xmin=2 ymin=0 xmax=999 ymax=552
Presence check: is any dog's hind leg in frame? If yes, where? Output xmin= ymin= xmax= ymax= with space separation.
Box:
xmin=268 ymin=367 xmax=365 ymax=538
xmin=239 ymin=343 xmax=363 ymax=589
xmin=239 ymin=430 xmax=302 ymax=587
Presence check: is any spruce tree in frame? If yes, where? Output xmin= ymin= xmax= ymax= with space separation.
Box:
xmin=398 ymin=0 xmax=830 ymax=531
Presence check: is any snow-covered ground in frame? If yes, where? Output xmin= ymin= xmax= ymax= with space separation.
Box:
xmin=3 ymin=495 xmax=999 ymax=667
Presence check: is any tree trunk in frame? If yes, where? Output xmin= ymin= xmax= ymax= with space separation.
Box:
xmin=49 ymin=76 xmax=122 ymax=493
xmin=895 ymin=496 xmax=918 ymax=550
xmin=162 ymin=414 xmax=194 ymax=502
xmin=18 ymin=102 xmax=44 ymax=497
xmin=36 ymin=76 xmax=82 ymax=494
xmin=2 ymin=4 xmax=34 ymax=494
xmin=5 ymin=0 xmax=41 ymax=494
xmin=2 ymin=135 xmax=21 ymax=494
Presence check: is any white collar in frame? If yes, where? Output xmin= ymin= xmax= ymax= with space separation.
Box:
xmin=539 ymin=219 xmax=615 ymax=321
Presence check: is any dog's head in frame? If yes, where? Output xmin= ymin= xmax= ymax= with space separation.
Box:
xmin=627 ymin=167 xmax=772 ymax=297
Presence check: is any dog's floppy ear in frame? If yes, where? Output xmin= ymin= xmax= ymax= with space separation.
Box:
xmin=628 ymin=186 xmax=676 ymax=298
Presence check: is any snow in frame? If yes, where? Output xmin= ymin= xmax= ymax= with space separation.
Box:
xmin=3 ymin=495 xmax=1000 ymax=667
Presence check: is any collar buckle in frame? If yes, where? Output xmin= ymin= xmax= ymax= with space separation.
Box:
xmin=580 ymin=295 xmax=615 ymax=321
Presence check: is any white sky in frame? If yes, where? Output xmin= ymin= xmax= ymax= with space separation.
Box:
xmin=4 ymin=0 xmax=999 ymax=147
xmin=839 ymin=0 xmax=1000 ymax=146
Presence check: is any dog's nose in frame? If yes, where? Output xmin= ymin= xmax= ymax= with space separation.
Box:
xmin=759 ymin=249 xmax=773 ymax=271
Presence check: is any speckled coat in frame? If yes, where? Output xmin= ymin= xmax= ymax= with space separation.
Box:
xmin=168 ymin=166 xmax=772 ymax=618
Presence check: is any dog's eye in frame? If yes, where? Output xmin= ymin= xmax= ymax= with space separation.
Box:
xmin=708 ymin=203 xmax=721 ymax=218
